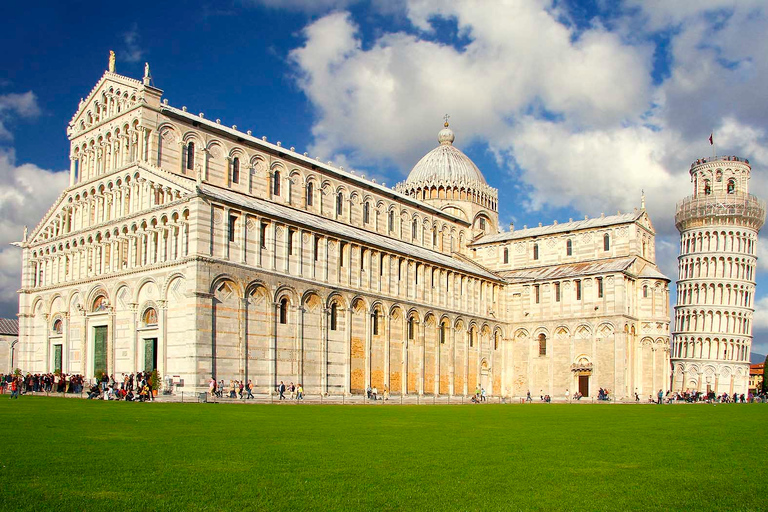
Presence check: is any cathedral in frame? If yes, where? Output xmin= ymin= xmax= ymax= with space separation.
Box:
xmin=15 ymin=60 xmax=672 ymax=399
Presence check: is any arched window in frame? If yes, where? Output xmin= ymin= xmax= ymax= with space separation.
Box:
xmin=704 ymin=179 xmax=711 ymax=195
xmin=566 ymin=239 xmax=572 ymax=256
xmin=412 ymin=219 xmax=418 ymax=240
xmin=503 ymin=247 xmax=509 ymax=264
xmin=339 ymin=242 xmax=346 ymax=267
xmin=469 ymin=329 xmax=474 ymax=348
xmin=186 ymin=142 xmax=195 ymax=171
xmin=439 ymin=322 xmax=446 ymax=344
xmin=363 ymin=202 xmax=370 ymax=224
xmin=727 ymin=179 xmax=736 ymax=194
xmin=92 ymin=295 xmax=108 ymax=312
xmin=279 ymin=297 xmax=288 ymax=324
xmin=538 ymin=333 xmax=547 ymax=356
xmin=494 ymin=332 xmax=499 ymax=350
xmin=533 ymin=243 xmax=539 ymax=260
xmin=306 ymin=182 xmax=314 ymax=206
xmin=231 ymin=157 xmax=240 ymax=184
xmin=330 ymin=303 xmax=338 ymax=331
xmin=388 ymin=211 xmax=394 ymax=232
xmin=643 ymin=285 xmax=648 ymax=298
xmin=273 ymin=170 xmax=281 ymax=196
xmin=336 ymin=192 xmax=343 ymax=216
xmin=52 ymin=318 xmax=63 ymax=335
xmin=372 ymin=311 xmax=379 ymax=335
xmin=716 ymin=170 xmax=722 ymax=182
xmin=603 ymin=233 xmax=610 ymax=251
xmin=408 ymin=316 xmax=415 ymax=340
xmin=479 ymin=218 xmax=486 ymax=230
xmin=143 ymin=308 xmax=158 ymax=326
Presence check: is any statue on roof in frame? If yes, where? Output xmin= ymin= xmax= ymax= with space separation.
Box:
xmin=108 ymin=50 xmax=116 ymax=73
xmin=143 ymin=62 xmax=151 ymax=85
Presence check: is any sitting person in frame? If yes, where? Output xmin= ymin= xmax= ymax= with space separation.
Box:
xmin=87 ymin=384 xmax=100 ymax=400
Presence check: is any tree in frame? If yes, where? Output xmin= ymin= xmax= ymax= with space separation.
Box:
xmin=762 ymin=354 xmax=768 ymax=394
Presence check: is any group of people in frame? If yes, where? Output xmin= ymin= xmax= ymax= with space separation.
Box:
xmin=470 ymin=386 xmax=488 ymax=403
xmin=276 ymin=381 xmax=304 ymax=400
xmin=0 ymin=372 xmax=86 ymax=395
xmin=208 ymin=378 xmax=255 ymax=400
xmin=366 ymin=386 xmax=388 ymax=400
xmin=666 ymin=390 xmax=761 ymax=404
xmin=87 ymin=371 xmax=158 ymax=402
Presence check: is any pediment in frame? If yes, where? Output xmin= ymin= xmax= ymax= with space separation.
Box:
xmin=638 ymin=210 xmax=655 ymax=233
xmin=28 ymin=163 xmax=194 ymax=246
xmin=67 ymin=72 xmax=147 ymax=138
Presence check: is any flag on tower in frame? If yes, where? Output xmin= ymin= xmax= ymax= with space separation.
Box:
xmin=709 ymin=133 xmax=713 ymax=145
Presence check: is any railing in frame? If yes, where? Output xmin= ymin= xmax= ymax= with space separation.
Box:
xmin=690 ymin=155 xmax=750 ymax=169
xmin=675 ymin=193 xmax=766 ymax=230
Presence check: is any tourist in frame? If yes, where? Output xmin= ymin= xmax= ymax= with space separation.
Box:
xmin=246 ymin=379 xmax=254 ymax=399
xmin=297 ymin=383 xmax=304 ymax=400
xmin=383 ymin=386 xmax=389 ymax=401
xmin=565 ymin=388 xmax=570 ymax=402
xmin=481 ymin=388 xmax=486 ymax=402
xmin=657 ymin=389 xmax=663 ymax=404
xmin=209 ymin=377 xmax=216 ymax=397
xmin=278 ymin=381 xmax=286 ymax=400
xmin=9 ymin=377 xmax=19 ymax=399
xmin=526 ymin=390 xmax=532 ymax=403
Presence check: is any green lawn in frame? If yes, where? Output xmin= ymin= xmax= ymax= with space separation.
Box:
xmin=0 ymin=398 xmax=765 ymax=511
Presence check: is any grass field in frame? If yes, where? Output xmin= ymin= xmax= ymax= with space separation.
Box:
xmin=0 ymin=398 xmax=765 ymax=511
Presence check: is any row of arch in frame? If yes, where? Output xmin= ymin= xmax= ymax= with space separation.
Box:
xmin=72 ymin=86 xmax=138 ymax=134
xmin=678 ymin=256 xmax=754 ymax=281
xmin=672 ymin=336 xmax=750 ymax=362
xmin=35 ymin=170 xmax=187 ymax=243
xmin=674 ymin=309 xmax=753 ymax=336
xmin=675 ymin=282 xmax=753 ymax=308
xmin=680 ymin=228 xmax=756 ymax=255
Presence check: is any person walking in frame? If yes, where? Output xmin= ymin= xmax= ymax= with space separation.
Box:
xmin=526 ymin=390 xmax=532 ymax=403
xmin=9 ymin=377 xmax=19 ymax=399
xmin=297 ymin=383 xmax=304 ymax=401
xmin=278 ymin=381 xmax=286 ymax=400
xmin=246 ymin=379 xmax=254 ymax=399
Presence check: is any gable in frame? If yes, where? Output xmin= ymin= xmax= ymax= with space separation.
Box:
xmin=67 ymin=72 xmax=144 ymax=138
xmin=28 ymin=164 xmax=194 ymax=246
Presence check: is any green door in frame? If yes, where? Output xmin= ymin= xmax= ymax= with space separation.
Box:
xmin=93 ymin=326 xmax=107 ymax=376
xmin=144 ymin=338 xmax=157 ymax=373
xmin=53 ymin=344 xmax=62 ymax=374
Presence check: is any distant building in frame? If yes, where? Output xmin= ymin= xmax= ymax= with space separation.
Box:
xmin=672 ymin=156 xmax=766 ymax=396
xmin=0 ymin=318 xmax=19 ymax=373
xmin=749 ymin=363 xmax=764 ymax=394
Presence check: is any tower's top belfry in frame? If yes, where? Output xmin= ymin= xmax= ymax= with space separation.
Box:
xmin=675 ymin=155 xmax=765 ymax=233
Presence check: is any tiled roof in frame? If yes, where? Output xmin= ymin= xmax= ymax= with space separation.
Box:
xmin=473 ymin=211 xmax=644 ymax=245
xmin=496 ymin=257 xmax=636 ymax=282
xmin=199 ymin=185 xmax=503 ymax=282
xmin=0 ymin=318 xmax=19 ymax=336
xmin=638 ymin=264 xmax=670 ymax=281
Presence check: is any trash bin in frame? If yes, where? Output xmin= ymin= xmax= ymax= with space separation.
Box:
xmin=198 ymin=392 xmax=207 ymax=403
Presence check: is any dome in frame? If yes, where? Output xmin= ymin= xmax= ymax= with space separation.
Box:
xmin=405 ymin=123 xmax=487 ymax=186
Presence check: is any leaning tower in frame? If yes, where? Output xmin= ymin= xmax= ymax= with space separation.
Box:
xmin=672 ymin=155 xmax=766 ymax=396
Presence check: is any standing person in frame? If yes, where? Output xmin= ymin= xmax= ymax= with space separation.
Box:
xmin=9 ymin=377 xmax=19 ymax=399
xmin=239 ymin=380 xmax=244 ymax=399
xmin=297 ymin=383 xmax=304 ymax=401
xmin=246 ymin=379 xmax=254 ymax=399
xmin=289 ymin=382 xmax=296 ymax=400
xmin=565 ymin=388 xmax=570 ymax=403
xmin=481 ymin=388 xmax=486 ymax=402
xmin=657 ymin=389 xmax=663 ymax=404
xmin=526 ymin=390 xmax=532 ymax=403
xmin=278 ymin=381 xmax=286 ymax=400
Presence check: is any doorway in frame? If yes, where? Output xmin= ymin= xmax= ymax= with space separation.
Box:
xmin=53 ymin=344 xmax=63 ymax=374
xmin=93 ymin=326 xmax=107 ymax=376
xmin=578 ymin=375 xmax=590 ymax=397
xmin=144 ymin=338 xmax=158 ymax=372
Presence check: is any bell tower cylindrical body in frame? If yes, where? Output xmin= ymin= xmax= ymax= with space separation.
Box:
xmin=672 ymin=156 xmax=765 ymax=397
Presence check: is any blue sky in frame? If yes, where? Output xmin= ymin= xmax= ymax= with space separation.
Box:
xmin=2 ymin=0 xmax=768 ymax=358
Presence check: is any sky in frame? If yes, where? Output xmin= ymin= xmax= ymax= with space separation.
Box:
xmin=2 ymin=0 xmax=768 ymax=358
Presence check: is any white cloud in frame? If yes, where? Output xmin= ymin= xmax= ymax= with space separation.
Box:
xmin=121 ymin=24 xmax=143 ymax=63
xmin=0 ymin=149 xmax=68 ymax=317
xmin=0 ymin=91 xmax=40 ymax=140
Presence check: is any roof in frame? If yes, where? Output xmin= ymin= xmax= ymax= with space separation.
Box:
xmin=638 ymin=264 xmax=669 ymax=281
xmin=0 ymin=318 xmax=19 ymax=336
xmin=199 ymin=184 xmax=503 ymax=282
xmin=405 ymin=125 xmax=487 ymax=186
xmin=473 ymin=211 xmax=644 ymax=245
xmin=497 ymin=257 xmax=636 ymax=282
